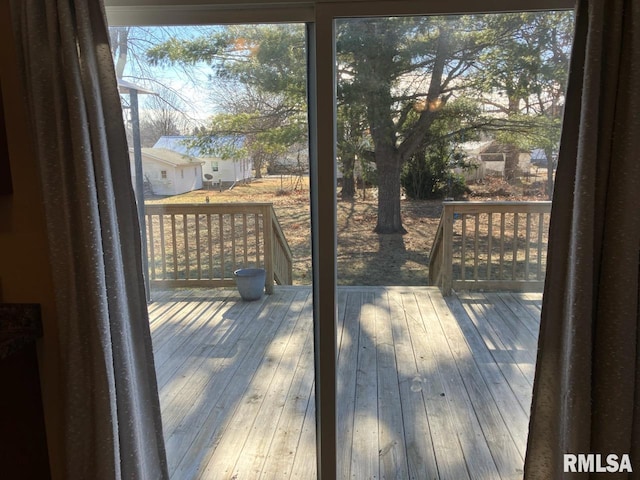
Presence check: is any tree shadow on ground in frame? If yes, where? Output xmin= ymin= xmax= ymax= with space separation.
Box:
xmin=338 ymin=233 xmax=429 ymax=286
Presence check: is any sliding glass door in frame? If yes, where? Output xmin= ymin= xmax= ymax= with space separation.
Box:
xmin=106 ymin=1 xmax=575 ymax=477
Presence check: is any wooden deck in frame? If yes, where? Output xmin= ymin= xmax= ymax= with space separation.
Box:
xmin=148 ymin=286 xmax=542 ymax=480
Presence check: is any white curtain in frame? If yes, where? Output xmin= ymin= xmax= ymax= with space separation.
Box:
xmin=525 ymin=0 xmax=640 ymax=478
xmin=10 ymin=1 xmax=168 ymax=478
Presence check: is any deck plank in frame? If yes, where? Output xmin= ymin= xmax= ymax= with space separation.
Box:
xmin=432 ymin=292 xmax=526 ymax=478
xmin=462 ymin=293 xmax=537 ymax=383
xmin=149 ymin=286 xmax=541 ymax=480
xmin=260 ymin=293 xmax=315 ymax=478
xmin=168 ymin=290 xmax=297 ymax=479
xmin=350 ymin=290 xmax=380 ymax=480
xmin=196 ymin=290 xmax=300 ymax=479
xmin=232 ymin=290 xmax=313 ymax=479
xmin=401 ymin=291 xmax=471 ymax=480
xmin=336 ymin=291 xmax=362 ymax=479
xmin=419 ymin=290 xmax=501 ymax=480
xmin=445 ymin=293 xmax=531 ymax=452
xmin=374 ymin=290 xmax=410 ymax=480
xmin=387 ymin=289 xmax=439 ymax=480
xmin=158 ymin=294 xmax=267 ymax=438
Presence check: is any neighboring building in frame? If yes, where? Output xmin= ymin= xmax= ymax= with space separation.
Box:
xmin=460 ymin=140 xmax=532 ymax=179
xmin=130 ymin=148 xmax=204 ymax=196
xmin=268 ymin=143 xmax=310 ymax=174
xmin=153 ymin=135 xmax=253 ymax=186
xmin=530 ymin=148 xmax=557 ymax=168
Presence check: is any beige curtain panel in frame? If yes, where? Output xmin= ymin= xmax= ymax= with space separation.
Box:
xmin=525 ymin=0 xmax=640 ymax=478
xmin=9 ymin=0 xmax=168 ymax=478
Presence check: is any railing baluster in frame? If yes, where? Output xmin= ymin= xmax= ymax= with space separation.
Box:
xmin=184 ymin=214 xmax=190 ymax=280
xmin=512 ymin=213 xmax=519 ymax=280
xmin=525 ymin=213 xmax=531 ymax=280
xmin=499 ymin=212 xmax=505 ymax=279
xmin=487 ymin=212 xmax=493 ymax=280
xmin=219 ymin=213 xmax=225 ymax=279
xmin=195 ymin=214 xmax=202 ymax=280
xmin=537 ymin=212 xmax=544 ymax=281
xmin=159 ymin=214 xmax=166 ymax=280
xmin=171 ymin=214 xmax=177 ymax=279
xmin=231 ymin=214 xmax=237 ymax=273
xmin=255 ymin=213 xmax=261 ymax=267
xmin=147 ymin=213 xmax=156 ymax=280
xmin=207 ymin=213 xmax=213 ymax=280
xmin=243 ymin=213 xmax=248 ymax=268
xmin=474 ymin=213 xmax=479 ymax=281
xmin=461 ymin=214 xmax=467 ymax=281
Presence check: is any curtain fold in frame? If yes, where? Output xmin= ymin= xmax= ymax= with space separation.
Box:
xmin=10 ymin=1 xmax=168 ymax=478
xmin=525 ymin=0 xmax=640 ymax=478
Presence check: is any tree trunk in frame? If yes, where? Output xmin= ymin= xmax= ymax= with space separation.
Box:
xmin=340 ymin=155 xmax=356 ymax=199
xmin=503 ymin=144 xmax=520 ymax=181
xmin=544 ymin=146 xmax=554 ymax=199
xmin=341 ymin=176 xmax=355 ymax=199
xmin=503 ymin=95 xmax=521 ymax=182
xmin=110 ymin=27 xmax=129 ymax=80
xmin=253 ymin=156 xmax=263 ymax=179
xmin=375 ymin=154 xmax=406 ymax=234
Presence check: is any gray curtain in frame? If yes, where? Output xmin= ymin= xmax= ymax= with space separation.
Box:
xmin=10 ymin=1 xmax=168 ymax=478
xmin=525 ymin=0 xmax=640 ymax=478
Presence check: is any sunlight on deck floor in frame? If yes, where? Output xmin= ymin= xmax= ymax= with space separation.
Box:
xmin=148 ymin=286 xmax=541 ymax=480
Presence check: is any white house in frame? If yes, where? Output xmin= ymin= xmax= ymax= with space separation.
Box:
xmin=130 ymin=148 xmax=204 ymax=196
xmin=153 ymin=136 xmax=253 ymax=186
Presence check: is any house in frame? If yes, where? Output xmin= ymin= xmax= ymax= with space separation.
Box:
xmin=130 ymin=148 xmax=204 ymax=196
xmin=153 ymin=135 xmax=253 ymax=186
xmin=268 ymin=142 xmax=310 ymax=174
xmin=460 ymin=140 xmax=532 ymax=179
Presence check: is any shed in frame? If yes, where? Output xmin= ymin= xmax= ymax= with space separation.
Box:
xmin=460 ymin=140 xmax=531 ymax=178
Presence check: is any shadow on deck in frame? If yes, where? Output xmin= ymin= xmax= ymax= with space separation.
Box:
xmin=148 ymin=285 xmax=541 ymax=480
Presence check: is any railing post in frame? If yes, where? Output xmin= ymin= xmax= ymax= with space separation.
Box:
xmin=262 ymin=205 xmax=275 ymax=294
xmin=442 ymin=202 xmax=454 ymax=296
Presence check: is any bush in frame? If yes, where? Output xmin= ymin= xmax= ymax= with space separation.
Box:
xmin=401 ymin=150 xmax=470 ymax=200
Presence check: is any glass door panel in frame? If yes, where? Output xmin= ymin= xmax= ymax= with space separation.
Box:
xmin=108 ymin=22 xmax=316 ymax=479
xmin=334 ymin=11 xmax=573 ymax=478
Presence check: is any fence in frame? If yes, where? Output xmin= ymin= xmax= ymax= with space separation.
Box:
xmin=144 ymin=203 xmax=293 ymax=293
xmin=429 ymin=201 xmax=552 ymax=295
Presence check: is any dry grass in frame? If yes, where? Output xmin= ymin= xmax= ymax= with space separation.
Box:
xmin=146 ymin=174 xmax=547 ymax=286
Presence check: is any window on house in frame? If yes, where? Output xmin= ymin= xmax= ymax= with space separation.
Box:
xmin=211 ymin=161 xmax=219 ymax=172
xmin=160 ymin=170 xmax=167 ymax=179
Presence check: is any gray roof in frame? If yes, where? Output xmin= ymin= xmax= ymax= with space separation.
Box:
xmin=140 ymin=148 xmax=205 ymax=167
xmin=153 ymin=135 xmax=245 ymax=158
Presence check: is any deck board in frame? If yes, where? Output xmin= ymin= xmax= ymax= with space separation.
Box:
xmin=149 ymin=286 xmax=542 ymax=479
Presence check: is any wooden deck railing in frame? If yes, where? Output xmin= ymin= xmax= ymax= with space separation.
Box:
xmin=144 ymin=203 xmax=293 ymax=293
xmin=429 ymin=201 xmax=552 ymax=295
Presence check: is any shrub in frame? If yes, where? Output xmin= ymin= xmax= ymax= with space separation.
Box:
xmin=402 ymin=149 xmax=470 ymax=200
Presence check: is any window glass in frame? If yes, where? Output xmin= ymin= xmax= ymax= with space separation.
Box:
xmin=111 ymin=22 xmax=315 ymax=478
xmin=334 ymin=11 xmax=573 ymax=478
